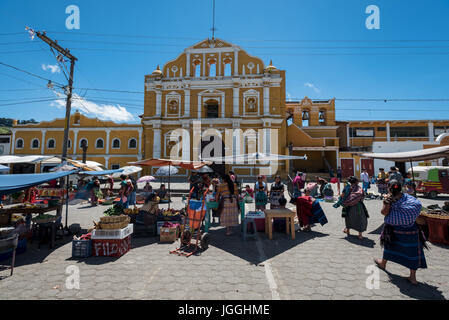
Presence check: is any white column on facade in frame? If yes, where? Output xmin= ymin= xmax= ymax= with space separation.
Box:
xmin=386 ymin=122 xmax=391 ymax=141
xmin=138 ymin=128 xmax=142 ymax=157
xmin=105 ymin=129 xmax=111 ymax=155
xmin=233 ymin=48 xmax=238 ymax=76
xmin=41 ymin=129 xmax=46 ymax=154
xmin=263 ymin=86 xmax=270 ymax=115
xmin=221 ymin=93 xmax=225 ymax=118
xmin=10 ymin=129 xmax=15 ymax=154
xmin=202 ymin=53 xmax=206 ymax=76
xmin=197 ymin=95 xmax=202 ymax=118
xmin=186 ymin=52 xmax=190 ymax=77
xmin=233 ymin=87 xmax=239 ymax=116
xmin=153 ymin=127 xmax=161 ymax=158
xmin=346 ymin=124 xmax=350 ymax=147
xmin=73 ymin=129 xmax=78 ymax=155
xmin=182 ymin=126 xmax=191 ymax=161
xmin=155 ymin=90 xmax=162 ymax=117
xmin=428 ymin=122 xmax=434 ymax=141
xmin=104 ymin=156 xmax=109 ymax=169
xmin=218 ymin=52 xmax=221 ymax=76
xmin=184 ymin=89 xmax=190 ymax=117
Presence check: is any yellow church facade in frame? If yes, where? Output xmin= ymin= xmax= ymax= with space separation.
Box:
xmin=142 ymin=38 xmax=288 ymax=177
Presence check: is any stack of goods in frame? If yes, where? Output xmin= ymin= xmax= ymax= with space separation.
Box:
xmin=156 ymin=209 xmax=182 ymax=235
xmin=91 ymin=214 xmax=133 ymax=257
xmin=246 ymin=211 xmax=266 ymax=232
xmin=72 ymin=233 xmax=92 ymax=258
xmin=420 ymin=204 xmax=449 ymax=219
xmin=159 ymin=221 xmax=180 ymax=243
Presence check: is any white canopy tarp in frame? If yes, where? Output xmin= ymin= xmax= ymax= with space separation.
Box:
xmin=0 ymin=155 xmax=53 ymax=164
xmin=360 ymin=145 xmax=449 ymax=162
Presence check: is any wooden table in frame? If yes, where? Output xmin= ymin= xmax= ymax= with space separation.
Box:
xmin=264 ymin=209 xmax=296 ymax=240
xmin=0 ymin=205 xmax=63 ymax=226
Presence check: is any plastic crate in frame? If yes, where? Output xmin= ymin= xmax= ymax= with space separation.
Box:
xmin=91 ymin=224 xmax=133 ymax=240
xmin=72 ymin=239 xmax=92 ymax=258
xmin=92 ymin=235 xmax=131 ymax=257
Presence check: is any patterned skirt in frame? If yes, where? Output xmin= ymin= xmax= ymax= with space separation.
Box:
xmin=381 ymin=224 xmax=427 ymax=270
xmin=344 ymin=202 xmax=368 ymax=232
xmin=270 ymin=191 xmax=283 ymax=209
xmin=220 ymin=197 xmax=240 ymax=227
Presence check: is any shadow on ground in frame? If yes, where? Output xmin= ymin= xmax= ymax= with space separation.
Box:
xmin=208 ymin=226 xmax=329 ymax=265
xmin=383 ymin=269 xmax=446 ymax=300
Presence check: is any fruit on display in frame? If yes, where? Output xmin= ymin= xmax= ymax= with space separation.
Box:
xmin=103 ymin=204 xmax=124 ymax=216
xmin=123 ymin=207 xmax=139 ymax=215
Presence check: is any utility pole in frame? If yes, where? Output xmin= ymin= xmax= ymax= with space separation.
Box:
xmin=27 ymin=27 xmax=77 ymax=163
xmin=27 ymin=27 xmax=77 ymax=230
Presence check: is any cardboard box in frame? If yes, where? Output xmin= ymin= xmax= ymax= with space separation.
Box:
xmin=160 ymin=227 xmax=178 ymax=243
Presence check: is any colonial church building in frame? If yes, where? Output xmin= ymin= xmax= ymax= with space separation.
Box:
xmin=142 ymin=37 xmax=288 ymax=177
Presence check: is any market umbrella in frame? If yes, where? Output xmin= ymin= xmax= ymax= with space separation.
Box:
xmin=111 ymin=165 xmax=142 ymax=178
xmin=137 ymin=175 xmax=156 ymax=183
xmin=194 ymin=165 xmax=214 ymax=173
xmin=129 ymin=158 xmax=211 ymax=209
xmin=156 ymin=166 xmax=179 ymax=176
xmin=201 ymin=152 xmax=308 ymax=176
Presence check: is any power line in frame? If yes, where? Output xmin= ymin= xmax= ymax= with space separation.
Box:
xmin=0 ymin=61 xmax=65 ymax=87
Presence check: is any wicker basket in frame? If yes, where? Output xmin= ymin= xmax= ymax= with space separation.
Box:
xmin=420 ymin=211 xmax=449 ymax=220
xmin=98 ymin=215 xmax=130 ymax=229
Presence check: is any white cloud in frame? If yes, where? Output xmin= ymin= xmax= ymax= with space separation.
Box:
xmin=51 ymin=91 xmax=135 ymax=122
xmin=304 ymin=82 xmax=320 ymax=94
xmin=42 ymin=64 xmax=60 ymax=74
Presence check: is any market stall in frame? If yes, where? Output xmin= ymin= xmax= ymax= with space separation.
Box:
xmin=0 ymin=171 xmax=75 ymax=250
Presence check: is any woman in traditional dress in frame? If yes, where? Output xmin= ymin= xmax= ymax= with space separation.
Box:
xmin=292 ymin=171 xmax=305 ymax=199
xmin=374 ymin=180 xmax=427 ymax=285
xmin=342 ymin=176 xmax=369 ymax=240
xmin=218 ymin=174 xmax=240 ymax=236
xmin=269 ymin=175 xmax=285 ymax=209
xmin=376 ymin=168 xmax=388 ymax=199
xmin=254 ymin=175 xmax=268 ymax=211
xmin=296 ymin=187 xmax=315 ymax=231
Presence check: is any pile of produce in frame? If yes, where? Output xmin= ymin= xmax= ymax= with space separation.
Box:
xmin=103 ymin=203 xmax=124 ymax=216
xmin=123 ymin=207 xmax=139 ymax=215
xmin=32 ymin=214 xmax=58 ymax=224
xmin=420 ymin=204 xmax=449 ymax=220
xmin=157 ymin=208 xmax=183 ymax=221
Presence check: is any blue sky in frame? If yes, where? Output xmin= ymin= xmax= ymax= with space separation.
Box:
xmin=1 ymin=0 xmax=449 ymax=123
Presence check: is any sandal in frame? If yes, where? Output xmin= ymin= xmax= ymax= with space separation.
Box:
xmin=405 ymin=277 xmax=418 ymax=286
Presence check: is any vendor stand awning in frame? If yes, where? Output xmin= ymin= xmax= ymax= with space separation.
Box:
xmin=0 ymin=164 xmax=9 ymax=173
xmin=0 ymin=155 xmax=54 ymax=164
xmin=0 ymin=171 xmax=76 ymax=196
xmin=79 ymin=169 xmax=123 ymax=176
xmin=360 ymin=145 xmax=449 ymax=162
xmin=129 ymin=158 xmax=211 ymax=170
xmin=201 ymin=152 xmax=308 ymax=164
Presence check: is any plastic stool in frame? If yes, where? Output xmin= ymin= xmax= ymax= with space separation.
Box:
xmin=242 ymin=217 xmax=258 ymax=241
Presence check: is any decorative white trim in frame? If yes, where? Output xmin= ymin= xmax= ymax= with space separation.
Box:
xmin=128 ymin=138 xmax=137 ymax=149
xmin=111 ymin=138 xmax=121 ymax=149
xmin=31 ymin=138 xmax=40 ymax=149
xmin=243 ymin=89 xmax=260 ymax=116
xmin=95 ymin=138 xmax=105 ymax=149
xmin=15 ymin=138 xmax=24 ymax=150
xmin=165 ymin=91 xmax=181 ymax=118
xmin=47 ymin=138 xmax=56 ymax=149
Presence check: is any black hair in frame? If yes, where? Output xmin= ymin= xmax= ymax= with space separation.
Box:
xmin=279 ymin=197 xmax=287 ymax=207
xmin=145 ymin=193 xmax=157 ymax=203
xmin=390 ymin=166 xmax=396 ymax=171
xmin=348 ymin=176 xmax=358 ymax=184
xmin=223 ymin=174 xmax=235 ymax=195
xmin=120 ymin=174 xmax=127 ymax=180
xmin=388 ymin=179 xmax=402 ymax=196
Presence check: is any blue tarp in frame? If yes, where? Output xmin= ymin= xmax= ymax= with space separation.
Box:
xmin=79 ymin=169 xmax=123 ymax=176
xmin=0 ymin=171 xmax=76 ymax=196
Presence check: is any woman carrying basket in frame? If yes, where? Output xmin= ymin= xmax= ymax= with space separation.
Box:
xmin=218 ymin=174 xmax=240 ymax=236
